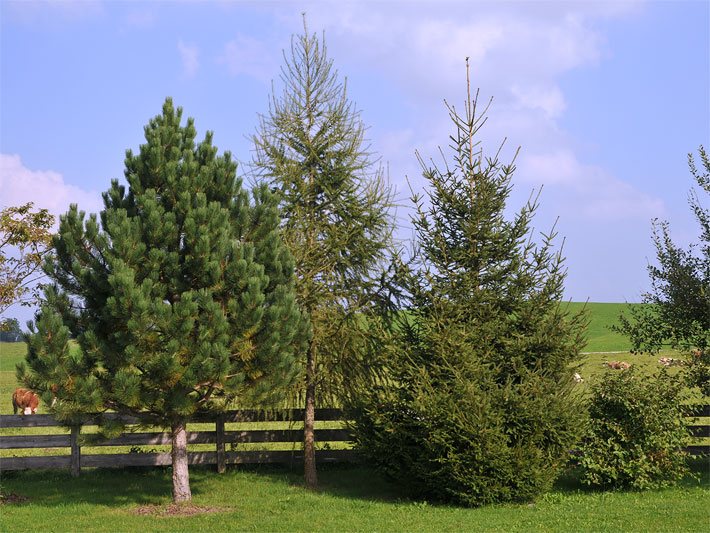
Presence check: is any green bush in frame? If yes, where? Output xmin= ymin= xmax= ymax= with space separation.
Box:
xmin=579 ymin=367 xmax=691 ymax=490
xmin=350 ymin=315 xmax=584 ymax=507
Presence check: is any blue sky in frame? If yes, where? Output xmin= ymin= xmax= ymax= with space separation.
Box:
xmin=1 ymin=0 xmax=708 ymax=326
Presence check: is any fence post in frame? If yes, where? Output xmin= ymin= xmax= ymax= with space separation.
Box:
xmin=70 ymin=425 xmax=81 ymax=477
xmin=216 ymin=415 xmax=225 ymax=474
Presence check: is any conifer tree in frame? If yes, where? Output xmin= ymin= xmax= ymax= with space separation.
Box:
xmin=18 ymin=99 xmax=306 ymax=503
xmin=351 ymin=64 xmax=586 ymax=506
xmin=252 ymin=19 xmax=393 ymax=489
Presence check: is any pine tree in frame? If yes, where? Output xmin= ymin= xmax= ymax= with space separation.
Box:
xmin=18 ymin=99 xmax=306 ymax=503
xmin=351 ymin=63 xmax=586 ymax=506
xmin=252 ymin=18 xmax=394 ymax=489
xmin=616 ymin=146 xmax=709 ymax=395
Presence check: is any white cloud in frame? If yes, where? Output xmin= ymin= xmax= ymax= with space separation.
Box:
xmin=124 ymin=9 xmax=156 ymax=30
xmin=0 ymin=154 xmax=103 ymax=222
xmin=294 ymin=2 xmax=655 ymax=226
xmin=510 ymin=84 xmax=567 ymax=119
xmin=303 ymin=2 xmax=633 ymax=102
xmin=289 ymin=2 xmax=630 ymax=193
xmin=522 ymin=150 xmax=585 ymax=185
xmin=178 ymin=40 xmax=200 ymax=79
xmin=217 ymin=34 xmax=277 ymax=83
xmin=519 ymin=150 xmax=665 ymax=221
xmin=578 ymin=174 xmax=664 ymax=220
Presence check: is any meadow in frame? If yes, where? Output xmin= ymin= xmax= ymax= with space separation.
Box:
xmin=1 ymin=302 xmax=708 ymax=532
xmin=1 ymin=461 xmax=708 ymax=533
xmin=566 ymin=302 xmax=637 ymax=353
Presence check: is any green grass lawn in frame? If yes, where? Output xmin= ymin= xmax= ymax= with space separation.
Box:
xmin=0 ymin=303 xmax=668 ymax=415
xmin=1 ymin=461 xmax=708 ymax=532
xmin=565 ymin=302 xmax=639 ymax=353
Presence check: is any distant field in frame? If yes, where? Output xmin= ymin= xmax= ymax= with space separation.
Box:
xmin=0 ymin=302 xmax=672 ymax=413
xmin=0 ymin=342 xmax=25 ymax=414
xmin=0 ymin=341 xmax=25 ymax=372
xmin=0 ymin=303 xmax=701 ymax=459
xmin=565 ymin=301 xmax=638 ymax=353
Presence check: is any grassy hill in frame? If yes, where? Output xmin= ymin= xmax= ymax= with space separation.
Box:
xmin=564 ymin=302 xmax=637 ymax=353
xmin=0 ymin=302 xmax=675 ymax=414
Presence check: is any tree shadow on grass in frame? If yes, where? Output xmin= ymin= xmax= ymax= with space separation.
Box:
xmin=0 ymin=463 xmax=403 ymax=509
xmin=226 ymin=461 xmax=409 ymax=504
xmin=5 ymin=456 xmax=705 ymax=510
xmin=0 ymin=466 xmax=194 ymax=507
xmin=240 ymin=454 xmax=710 ymax=508
xmin=1 ymin=462 xmax=404 ymax=510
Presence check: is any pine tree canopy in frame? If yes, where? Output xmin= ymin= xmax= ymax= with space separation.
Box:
xmin=19 ymin=98 xmax=306 ymax=426
xmin=404 ymin=90 xmax=584 ymax=380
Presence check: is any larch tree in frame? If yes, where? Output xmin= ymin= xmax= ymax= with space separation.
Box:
xmin=252 ymin=19 xmax=394 ymax=489
xmin=18 ymin=99 xmax=306 ymax=503
xmin=350 ymin=63 xmax=587 ymax=506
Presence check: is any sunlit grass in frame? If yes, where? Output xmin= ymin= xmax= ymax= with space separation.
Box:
xmin=1 ymin=460 xmax=708 ymax=533
xmin=565 ymin=302 xmax=638 ymax=353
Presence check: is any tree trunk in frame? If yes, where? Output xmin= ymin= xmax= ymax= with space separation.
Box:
xmin=304 ymin=342 xmax=318 ymax=490
xmin=171 ymin=421 xmax=192 ymax=503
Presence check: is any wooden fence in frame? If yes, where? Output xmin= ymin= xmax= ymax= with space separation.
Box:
xmin=0 ymin=408 xmax=356 ymax=475
xmin=1 ymin=406 xmax=708 ymax=475
xmin=684 ymin=404 xmax=710 ymax=456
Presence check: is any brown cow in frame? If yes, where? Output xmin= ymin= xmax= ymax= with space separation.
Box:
xmin=12 ymin=388 xmax=39 ymax=415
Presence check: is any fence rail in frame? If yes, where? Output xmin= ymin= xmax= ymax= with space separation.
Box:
xmin=1 ymin=406 xmax=708 ymax=475
xmin=0 ymin=409 xmax=355 ymax=474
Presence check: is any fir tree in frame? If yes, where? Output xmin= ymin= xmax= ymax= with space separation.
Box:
xmin=18 ymin=99 xmax=306 ymax=503
xmin=252 ymin=18 xmax=394 ymax=489
xmin=351 ymin=63 xmax=586 ymax=506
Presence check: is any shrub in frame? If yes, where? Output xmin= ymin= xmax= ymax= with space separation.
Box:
xmin=351 ymin=325 xmax=584 ymax=506
xmin=579 ymin=367 xmax=691 ymax=490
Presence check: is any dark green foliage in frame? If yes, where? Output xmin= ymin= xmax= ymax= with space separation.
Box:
xmin=17 ymin=99 xmax=306 ymax=499
xmin=579 ymin=368 xmax=691 ymax=490
xmin=616 ymin=147 xmax=709 ymax=396
xmin=350 ymin=72 xmax=587 ymax=507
